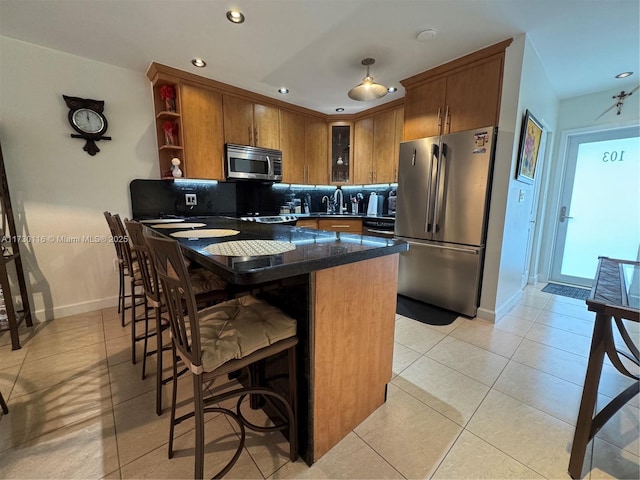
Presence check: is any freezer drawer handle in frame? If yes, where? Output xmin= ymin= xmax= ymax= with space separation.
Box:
xmin=405 ymin=240 xmax=479 ymax=255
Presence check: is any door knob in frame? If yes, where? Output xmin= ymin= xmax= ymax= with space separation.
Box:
xmin=559 ymin=206 xmax=574 ymax=222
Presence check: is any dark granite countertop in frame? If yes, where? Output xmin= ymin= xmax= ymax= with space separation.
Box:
xmin=144 ymin=216 xmax=407 ymax=285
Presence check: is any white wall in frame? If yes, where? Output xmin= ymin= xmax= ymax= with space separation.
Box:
xmin=0 ymin=36 xmax=159 ymax=320
xmin=478 ymin=34 xmax=559 ymax=321
xmin=537 ymin=86 xmax=640 ymax=281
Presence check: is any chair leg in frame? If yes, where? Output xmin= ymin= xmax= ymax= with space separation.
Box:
xmin=119 ymin=268 xmax=126 ymax=327
xmin=288 ymin=345 xmax=298 ymax=462
xmin=193 ymin=374 xmax=205 ymax=480
xmin=131 ymin=280 xmax=138 ymax=365
xmin=0 ymin=390 xmax=8 ymax=415
xmin=141 ymin=297 xmax=150 ymax=380
xmin=155 ymin=305 xmax=164 ymax=416
xmin=168 ymin=345 xmax=179 ymax=458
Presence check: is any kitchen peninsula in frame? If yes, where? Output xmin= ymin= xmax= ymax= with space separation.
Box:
xmin=145 ymin=216 xmax=408 ymax=464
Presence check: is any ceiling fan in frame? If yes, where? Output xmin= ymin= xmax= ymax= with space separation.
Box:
xmin=596 ymin=85 xmax=639 ymax=119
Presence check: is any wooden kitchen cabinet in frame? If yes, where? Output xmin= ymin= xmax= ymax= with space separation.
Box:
xmin=297 ymin=218 xmax=318 ymax=229
xmin=151 ymin=80 xmax=184 ymax=177
xmin=353 ymin=106 xmax=403 ymax=184
xmin=280 ymin=110 xmax=306 ymax=183
xmin=353 ymin=117 xmax=373 ymax=184
xmin=305 ymin=117 xmax=329 ymax=184
xmin=318 ymin=218 xmax=362 ymax=234
xmin=444 ymin=55 xmax=504 ymax=133
xmin=329 ymin=122 xmax=353 ymax=184
xmin=403 ymin=77 xmax=446 ymax=140
xmin=223 ymin=95 xmax=280 ymax=149
xmin=372 ymin=109 xmax=397 ymax=183
xmin=180 ymin=83 xmax=225 ymax=179
xmin=402 ymin=39 xmax=510 ymax=140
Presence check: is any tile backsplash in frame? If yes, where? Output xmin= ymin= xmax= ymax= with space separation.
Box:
xmin=130 ymin=179 xmax=397 ymax=218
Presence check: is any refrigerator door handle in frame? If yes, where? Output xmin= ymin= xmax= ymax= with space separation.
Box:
xmin=425 ymin=143 xmax=439 ymax=233
xmin=431 ymin=142 xmax=446 ymax=233
xmin=401 ymin=238 xmax=480 ymax=255
xmin=411 ymin=149 xmax=416 ymax=166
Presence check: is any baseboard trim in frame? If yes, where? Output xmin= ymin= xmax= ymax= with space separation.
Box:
xmin=35 ymin=296 xmax=119 ymax=322
xmin=477 ymin=289 xmax=524 ymax=324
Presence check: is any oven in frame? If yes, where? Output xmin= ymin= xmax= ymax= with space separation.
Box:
xmin=362 ymin=218 xmax=395 ymax=239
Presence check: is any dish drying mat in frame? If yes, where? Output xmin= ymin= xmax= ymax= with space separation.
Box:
xmin=204 ymin=240 xmax=295 ymax=256
xmin=170 ymin=229 xmax=240 ymax=239
xmin=153 ymin=222 xmax=206 ymax=229
xmin=140 ymin=218 xmax=185 ymax=224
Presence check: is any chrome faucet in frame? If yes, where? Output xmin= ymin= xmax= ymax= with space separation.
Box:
xmin=321 ymin=195 xmax=333 ymax=214
xmin=333 ymin=188 xmax=345 ymax=214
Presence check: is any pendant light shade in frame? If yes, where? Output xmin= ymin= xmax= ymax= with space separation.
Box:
xmin=348 ymin=58 xmax=388 ymax=101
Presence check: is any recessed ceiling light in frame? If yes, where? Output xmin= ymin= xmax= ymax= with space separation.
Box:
xmin=226 ymin=10 xmax=245 ymax=24
xmin=387 ymin=87 xmax=397 ymax=93
xmin=191 ymin=58 xmax=206 ymax=68
xmin=616 ymin=71 xmax=633 ymax=79
xmin=416 ymin=29 xmax=437 ymax=42
xmin=278 ymin=88 xmax=289 ymax=94
xmin=335 ymin=108 xmax=345 ymax=112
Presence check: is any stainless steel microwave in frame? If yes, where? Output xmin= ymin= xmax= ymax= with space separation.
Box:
xmin=225 ymin=144 xmax=282 ymax=182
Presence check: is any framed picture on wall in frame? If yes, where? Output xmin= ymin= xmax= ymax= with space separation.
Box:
xmin=516 ymin=109 xmax=544 ymax=184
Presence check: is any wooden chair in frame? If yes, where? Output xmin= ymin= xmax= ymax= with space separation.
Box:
xmin=110 ymin=214 xmax=147 ymax=365
xmin=103 ymin=211 xmax=130 ymax=327
xmin=0 ymin=390 xmax=8 ymax=414
xmin=145 ymin=234 xmax=298 ymax=479
xmin=124 ymin=220 xmax=228 ymax=415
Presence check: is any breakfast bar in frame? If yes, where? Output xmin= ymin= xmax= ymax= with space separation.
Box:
xmin=144 ymin=216 xmax=408 ymax=464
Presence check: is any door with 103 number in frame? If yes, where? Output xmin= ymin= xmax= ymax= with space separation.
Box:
xmin=550 ymin=125 xmax=640 ymax=287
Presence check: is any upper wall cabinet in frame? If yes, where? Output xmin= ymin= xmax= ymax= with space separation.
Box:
xmin=353 ymin=106 xmax=404 ymax=184
xmin=223 ymin=95 xmax=280 ymax=149
xmin=305 ymin=117 xmax=329 ymax=185
xmin=180 ymin=83 xmax=225 ymax=179
xmin=329 ymin=122 xmax=353 ymax=184
xmin=280 ymin=110 xmax=306 ymax=184
xmin=402 ymin=39 xmax=511 ymax=141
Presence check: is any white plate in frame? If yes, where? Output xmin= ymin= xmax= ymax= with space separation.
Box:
xmin=170 ymin=229 xmax=240 ymax=239
xmin=152 ymin=222 xmax=206 ymax=229
xmin=139 ymin=218 xmax=185 ymax=224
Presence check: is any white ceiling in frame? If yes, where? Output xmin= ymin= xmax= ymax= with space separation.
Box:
xmin=1 ymin=0 xmax=639 ymax=115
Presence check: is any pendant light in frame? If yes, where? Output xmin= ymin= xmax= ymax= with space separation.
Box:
xmin=348 ymin=58 xmax=388 ymax=101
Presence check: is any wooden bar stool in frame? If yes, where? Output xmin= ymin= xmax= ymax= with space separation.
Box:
xmin=146 ymin=234 xmax=298 ymax=479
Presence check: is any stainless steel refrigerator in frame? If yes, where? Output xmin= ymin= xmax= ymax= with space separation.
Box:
xmin=395 ymin=126 xmax=497 ymax=316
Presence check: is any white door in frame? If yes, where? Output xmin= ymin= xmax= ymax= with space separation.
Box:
xmin=550 ymin=125 xmax=640 ymax=286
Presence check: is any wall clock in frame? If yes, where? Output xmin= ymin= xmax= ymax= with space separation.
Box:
xmin=62 ymin=95 xmax=112 ymax=156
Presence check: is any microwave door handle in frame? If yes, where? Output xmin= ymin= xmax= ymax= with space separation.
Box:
xmin=266 ymin=155 xmax=271 ymax=176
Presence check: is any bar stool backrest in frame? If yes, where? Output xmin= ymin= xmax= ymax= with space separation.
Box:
xmin=111 ymin=214 xmax=136 ymax=278
xmin=103 ymin=212 xmax=125 ymax=268
xmin=145 ymin=234 xmax=203 ymax=372
xmin=124 ymin=220 xmax=160 ymax=305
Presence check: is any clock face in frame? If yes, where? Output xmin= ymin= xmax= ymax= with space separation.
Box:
xmin=71 ymin=108 xmax=105 ymax=134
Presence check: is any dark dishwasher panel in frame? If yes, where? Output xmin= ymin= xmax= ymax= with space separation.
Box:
xmin=362 ymin=218 xmax=395 ymax=239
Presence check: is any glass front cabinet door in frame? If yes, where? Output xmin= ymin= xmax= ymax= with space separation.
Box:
xmin=329 ymin=122 xmax=353 ymax=184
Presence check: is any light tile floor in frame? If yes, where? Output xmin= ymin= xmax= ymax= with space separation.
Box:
xmin=1 ymin=284 xmax=638 ymax=479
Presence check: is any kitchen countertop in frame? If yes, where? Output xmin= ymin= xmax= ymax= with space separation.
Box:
xmin=145 ymin=216 xmax=406 ymax=285
xmin=295 ymin=213 xmax=395 ymax=220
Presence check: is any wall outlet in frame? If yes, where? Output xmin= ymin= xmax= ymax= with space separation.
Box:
xmin=185 ymin=193 xmax=197 ymax=206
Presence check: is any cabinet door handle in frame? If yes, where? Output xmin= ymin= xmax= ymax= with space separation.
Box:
xmin=254 ymin=127 xmax=259 ymax=145
xmin=444 ymin=105 xmax=450 ymax=133
xmin=248 ymin=126 xmax=253 ymax=145
xmin=373 ymin=170 xmax=377 ymax=182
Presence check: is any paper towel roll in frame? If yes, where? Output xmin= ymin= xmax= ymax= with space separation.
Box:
xmin=367 ymin=192 xmax=378 ymax=216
